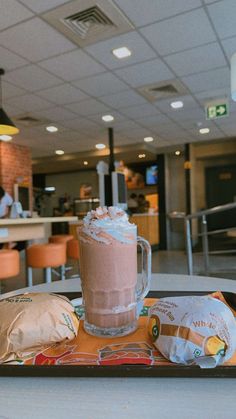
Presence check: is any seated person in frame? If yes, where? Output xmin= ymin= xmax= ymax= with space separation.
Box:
xmin=0 ymin=186 xmax=13 ymax=218
xmin=127 ymin=193 xmax=138 ymax=214
xmin=137 ymin=194 xmax=150 ymax=213
xmin=0 ymin=186 xmax=26 ymax=251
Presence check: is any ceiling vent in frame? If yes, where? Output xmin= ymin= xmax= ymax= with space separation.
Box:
xmin=16 ymin=114 xmax=49 ymax=127
xmin=42 ymin=0 xmax=134 ymax=47
xmin=137 ymin=80 xmax=188 ymax=102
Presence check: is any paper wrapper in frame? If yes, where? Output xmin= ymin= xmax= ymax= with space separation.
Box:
xmin=148 ymin=295 xmax=236 ymax=368
xmin=0 ymin=293 xmax=79 ymax=364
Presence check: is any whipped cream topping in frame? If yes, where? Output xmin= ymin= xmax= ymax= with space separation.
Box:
xmin=81 ymin=206 xmax=136 ymax=244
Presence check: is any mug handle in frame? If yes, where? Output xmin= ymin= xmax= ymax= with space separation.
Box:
xmin=137 ymin=236 xmax=152 ymax=303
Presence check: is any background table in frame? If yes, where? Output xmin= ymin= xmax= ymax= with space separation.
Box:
xmin=0 ymin=216 xmax=78 ymax=243
xmin=0 ymin=273 xmax=236 ymax=419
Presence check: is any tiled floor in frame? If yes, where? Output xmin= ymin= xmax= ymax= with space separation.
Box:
xmin=1 ymin=249 xmax=235 ymax=294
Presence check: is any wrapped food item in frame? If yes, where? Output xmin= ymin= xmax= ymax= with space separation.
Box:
xmin=148 ymin=295 xmax=236 ymax=368
xmin=0 ymin=293 xmax=79 ymax=364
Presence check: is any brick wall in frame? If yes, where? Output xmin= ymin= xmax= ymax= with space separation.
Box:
xmin=0 ymin=142 xmax=32 ymax=209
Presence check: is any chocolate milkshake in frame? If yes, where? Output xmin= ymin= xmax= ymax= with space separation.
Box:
xmin=78 ymin=206 xmax=151 ymax=337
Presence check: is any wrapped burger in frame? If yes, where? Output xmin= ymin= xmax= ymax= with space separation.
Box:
xmin=148 ymin=295 xmax=236 ymax=368
xmin=0 ymin=293 xmax=79 ymax=364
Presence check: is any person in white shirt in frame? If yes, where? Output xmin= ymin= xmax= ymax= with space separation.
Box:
xmin=0 ymin=187 xmax=13 ymax=218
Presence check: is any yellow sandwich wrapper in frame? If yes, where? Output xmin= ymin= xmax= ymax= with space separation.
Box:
xmin=0 ymin=293 xmax=79 ymax=364
xmin=148 ymin=295 xmax=236 ymax=368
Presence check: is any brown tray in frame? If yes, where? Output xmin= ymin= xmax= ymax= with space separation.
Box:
xmin=0 ymin=290 xmax=236 ymax=378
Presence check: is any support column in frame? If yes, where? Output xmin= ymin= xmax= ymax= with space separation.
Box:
xmin=184 ymin=143 xmax=191 ymax=215
xmin=157 ymin=154 xmax=167 ymax=250
xmin=104 ymin=127 xmax=115 ymax=206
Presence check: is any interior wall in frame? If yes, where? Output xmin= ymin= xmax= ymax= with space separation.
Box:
xmin=0 ymin=142 xmax=32 ymax=209
xmin=44 ymin=170 xmax=99 ymax=215
xmin=191 ymin=140 xmax=236 ymax=211
xmin=165 ymin=153 xmax=186 ymax=250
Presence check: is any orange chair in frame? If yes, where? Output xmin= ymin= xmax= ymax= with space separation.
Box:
xmin=0 ymin=250 xmax=20 ymax=291
xmin=26 ymin=243 xmax=66 ymax=287
xmin=49 ymin=234 xmax=74 ymax=280
xmin=67 ymin=238 xmax=80 ymax=260
xmin=49 ymin=234 xmax=74 ymax=245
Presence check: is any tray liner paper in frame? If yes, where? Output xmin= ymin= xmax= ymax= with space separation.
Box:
xmin=23 ymin=292 xmax=236 ymax=367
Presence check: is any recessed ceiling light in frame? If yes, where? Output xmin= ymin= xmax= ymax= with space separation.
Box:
xmin=138 ymin=153 xmax=146 ymax=159
xmin=199 ymin=128 xmax=210 ymax=134
xmin=144 ymin=137 xmax=154 ymax=143
xmin=102 ymin=115 xmax=114 ymax=122
xmin=170 ymin=101 xmax=184 ymax=109
xmin=112 ymin=46 xmax=132 ymax=59
xmin=175 ymin=150 xmax=181 ymax=156
xmin=44 ymin=186 xmax=55 ymax=192
xmin=83 ymin=161 xmax=88 ymax=165
xmin=55 ymin=149 xmax=64 ymax=155
xmin=0 ymin=135 xmax=12 ymax=141
xmin=46 ymin=125 xmax=58 ymax=133
xmin=95 ymin=143 xmax=106 ymax=150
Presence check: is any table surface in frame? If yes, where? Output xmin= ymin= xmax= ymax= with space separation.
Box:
xmin=0 ymin=216 xmax=78 ymax=225
xmin=1 ymin=273 xmax=236 ymax=419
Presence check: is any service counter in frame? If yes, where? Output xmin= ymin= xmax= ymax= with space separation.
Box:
xmin=69 ymin=214 xmax=159 ymax=246
xmin=130 ymin=213 xmax=159 ymax=246
xmin=0 ymin=217 xmax=78 ymax=243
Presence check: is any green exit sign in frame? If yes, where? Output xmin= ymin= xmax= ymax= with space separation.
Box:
xmin=206 ymin=103 xmax=228 ymax=120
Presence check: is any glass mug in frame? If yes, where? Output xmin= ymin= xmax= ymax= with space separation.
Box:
xmin=78 ymin=222 xmax=151 ymax=337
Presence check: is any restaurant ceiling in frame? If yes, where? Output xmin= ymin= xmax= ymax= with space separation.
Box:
xmin=1 ymin=0 xmax=236 ymax=172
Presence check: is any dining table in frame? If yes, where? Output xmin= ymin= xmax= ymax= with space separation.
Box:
xmin=0 ymin=273 xmax=235 ymax=419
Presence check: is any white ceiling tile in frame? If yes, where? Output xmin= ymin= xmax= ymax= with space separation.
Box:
xmin=5 ymin=65 xmax=63 ymax=91
xmin=182 ymin=67 xmax=230 ymax=93
xmin=165 ymin=43 xmax=227 ymax=76
xmin=65 ymin=99 xmax=110 ymax=116
xmin=115 ymin=58 xmax=174 ymax=87
xmin=120 ymin=104 xmax=160 ymax=118
xmin=213 ymin=112 xmax=236 ymax=126
xmin=138 ymin=114 xmax=173 ymax=128
xmin=125 ymin=127 xmax=155 ymax=139
xmin=62 ymin=118 xmax=101 ymax=131
xmin=85 ymin=31 xmax=156 ymax=70
xmin=115 ymin=120 xmax=141 ymax=132
xmin=6 ymin=94 xmax=53 ymax=112
xmin=0 ymin=46 xmax=28 ymax=71
xmin=194 ymin=87 xmax=230 ymax=103
xmin=31 ymin=123 xmax=69 ymax=134
xmin=0 ymin=17 xmax=76 ymax=62
xmin=114 ymin=0 xmax=201 ymax=27
xmin=33 ymin=107 xmax=78 ymax=121
xmin=228 ymin=99 xmax=236 ymax=112
xmin=88 ymin=111 xmax=126 ymax=126
xmin=189 ymin=126 xmax=225 ymax=139
xmin=20 ymin=0 xmax=72 ymax=13
xmin=152 ymin=122 xmax=185 ymax=133
xmin=170 ymin=107 xmax=205 ymax=122
xmin=207 ymin=0 xmax=236 ymax=39
xmin=4 ymin=103 xmax=22 ymax=117
xmin=140 ymin=9 xmax=216 ymax=56
xmin=39 ymin=49 xmax=106 ymax=81
xmin=155 ymin=95 xmax=199 ymax=113
xmin=37 ymin=84 xmax=89 ymax=105
xmin=100 ymin=91 xmax=146 ymax=108
xmin=221 ymin=37 xmax=236 ymax=61
xmin=73 ymin=73 xmax=128 ymax=97
xmin=2 ymin=80 xmax=27 ymax=99
xmin=0 ymin=0 xmax=33 ymax=30
xmin=217 ymin=123 xmax=236 ymax=136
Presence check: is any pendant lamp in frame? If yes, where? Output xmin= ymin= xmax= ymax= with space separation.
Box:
xmin=0 ymin=68 xmax=19 ymax=135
